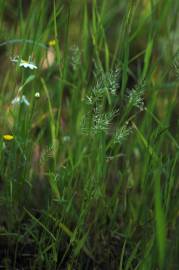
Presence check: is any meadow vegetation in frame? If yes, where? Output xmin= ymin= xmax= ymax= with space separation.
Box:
xmin=0 ymin=0 xmax=179 ymax=269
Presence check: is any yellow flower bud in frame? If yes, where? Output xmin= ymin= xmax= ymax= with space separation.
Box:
xmin=3 ymin=134 xmax=14 ymax=141
xmin=48 ymin=39 xmax=56 ymax=46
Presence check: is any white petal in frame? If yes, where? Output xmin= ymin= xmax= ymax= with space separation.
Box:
xmin=11 ymin=96 xmax=21 ymax=104
xmin=35 ymin=92 xmax=40 ymax=98
xmin=10 ymin=56 xmax=19 ymax=63
xmin=19 ymin=61 xmax=37 ymax=69
xmin=29 ymin=63 xmax=37 ymax=69
xmin=21 ymin=95 xmax=30 ymax=106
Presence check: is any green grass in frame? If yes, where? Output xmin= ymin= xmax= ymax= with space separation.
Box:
xmin=0 ymin=0 xmax=179 ymax=269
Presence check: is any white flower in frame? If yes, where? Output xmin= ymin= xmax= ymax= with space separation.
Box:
xmin=11 ymin=96 xmax=21 ymax=105
xmin=19 ymin=60 xmax=37 ymax=70
xmin=35 ymin=92 xmax=40 ymax=98
xmin=21 ymin=95 xmax=30 ymax=105
xmin=11 ymin=95 xmax=30 ymax=106
xmin=10 ymin=56 xmax=19 ymax=63
xmin=10 ymin=56 xmax=37 ymax=70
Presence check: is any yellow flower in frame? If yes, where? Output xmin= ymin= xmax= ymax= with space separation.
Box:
xmin=3 ymin=134 xmax=14 ymax=141
xmin=48 ymin=39 xmax=56 ymax=46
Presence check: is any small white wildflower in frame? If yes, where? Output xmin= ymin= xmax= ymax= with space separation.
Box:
xmin=10 ymin=56 xmax=19 ymax=63
xmin=10 ymin=56 xmax=37 ymax=70
xmin=11 ymin=95 xmax=30 ymax=106
xmin=21 ymin=95 xmax=30 ymax=106
xmin=11 ymin=96 xmax=21 ymax=105
xmin=19 ymin=60 xmax=37 ymax=70
xmin=35 ymin=92 xmax=40 ymax=98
